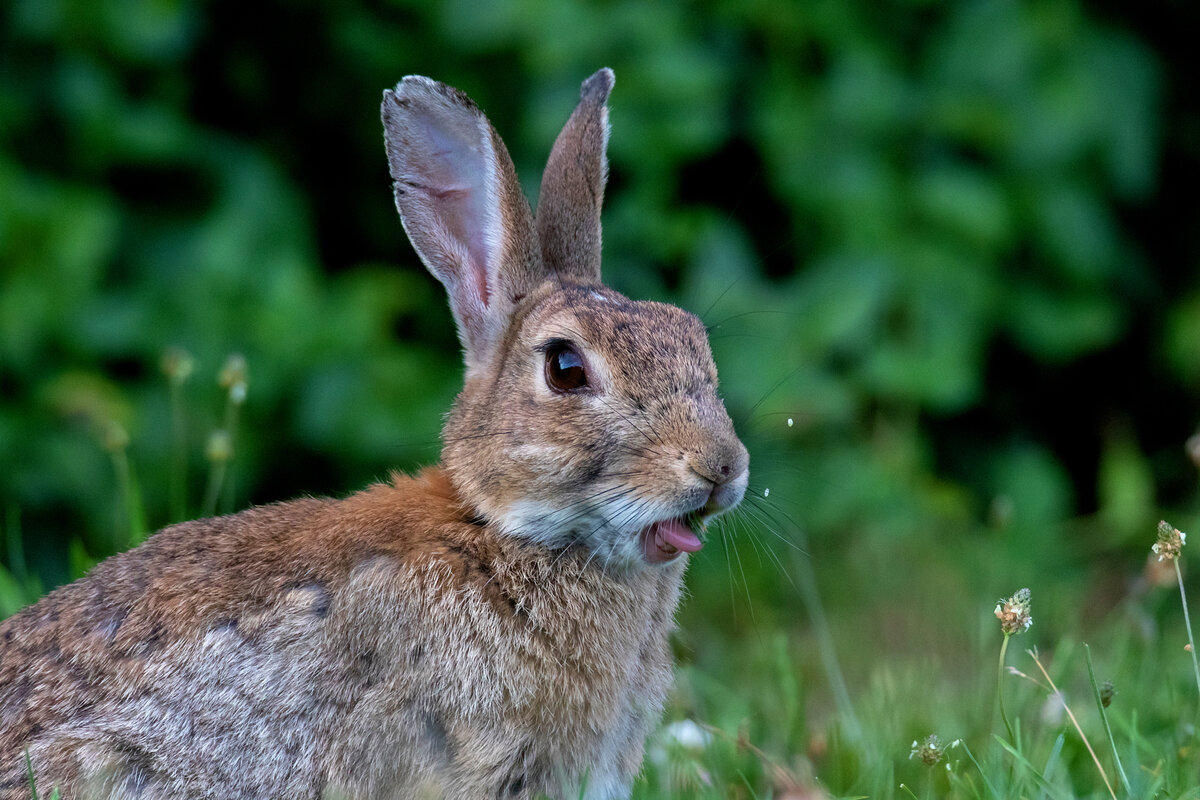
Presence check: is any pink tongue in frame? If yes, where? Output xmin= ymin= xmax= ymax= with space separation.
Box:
xmin=658 ymin=518 xmax=702 ymax=553
xmin=642 ymin=518 xmax=703 ymax=563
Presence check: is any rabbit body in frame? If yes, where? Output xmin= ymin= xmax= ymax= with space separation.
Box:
xmin=1 ymin=468 xmax=681 ymax=799
xmin=0 ymin=68 xmax=749 ymax=799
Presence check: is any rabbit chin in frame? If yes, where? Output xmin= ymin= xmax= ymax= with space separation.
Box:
xmin=496 ymin=499 xmax=700 ymax=569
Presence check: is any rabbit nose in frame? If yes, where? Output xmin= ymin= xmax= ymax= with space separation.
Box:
xmin=716 ymin=442 xmax=749 ymax=486
xmin=701 ymin=446 xmax=749 ymax=512
xmin=692 ymin=439 xmax=749 ymax=488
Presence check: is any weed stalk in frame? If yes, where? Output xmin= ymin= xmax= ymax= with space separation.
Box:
xmin=162 ymin=348 xmax=194 ymax=523
xmin=1173 ymin=558 xmax=1200 ymax=704
xmin=202 ymin=430 xmax=231 ymax=519
xmin=203 ymin=354 xmax=248 ymax=518
xmin=101 ymin=421 xmax=143 ymax=549
xmin=997 ymin=633 xmax=1017 ymax=747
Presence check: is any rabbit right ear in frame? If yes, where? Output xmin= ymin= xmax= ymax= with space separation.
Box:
xmin=382 ymin=77 xmax=543 ymax=372
xmin=535 ymin=69 xmax=613 ymax=284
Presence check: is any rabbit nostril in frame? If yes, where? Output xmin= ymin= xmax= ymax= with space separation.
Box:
xmin=720 ymin=465 xmax=730 ymax=476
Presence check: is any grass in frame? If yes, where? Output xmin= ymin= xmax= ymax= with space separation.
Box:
xmin=633 ymin=519 xmax=1200 ymax=799
xmin=7 ymin=354 xmax=1200 ymax=799
xmin=25 ymin=751 xmax=59 ymax=800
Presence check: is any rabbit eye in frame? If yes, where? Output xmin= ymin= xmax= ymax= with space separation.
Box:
xmin=544 ymin=342 xmax=588 ymax=393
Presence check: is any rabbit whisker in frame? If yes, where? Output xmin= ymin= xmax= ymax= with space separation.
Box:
xmin=736 ymin=499 xmax=806 ymax=554
xmin=743 ymin=495 xmax=811 ymax=555
xmin=726 ymin=516 xmax=757 ymax=629
xmin=698 ymin=276 xmax=743 ymax=323
xmin=704 ymin=308 xmax=797 ymax=332
xmin=735 ymin=509 xmax=793 ymax=589
xmin=735 ymin=364 xmax=807 ymax=430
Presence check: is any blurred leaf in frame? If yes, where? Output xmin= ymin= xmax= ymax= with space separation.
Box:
xmin=1098 ymin=426 xmax=1155 ymax=543
xmin=1004 ymin=282 xmax=1123 ymax=362
xmin=68 ymin=537 xmax=98 ymax=580
xmin=788 ymin=253 xmax=893 ymax=357
xmin=914 ymin=165 xmax=1012 ymax=251
xmin=0 ymin=565 xmax=37 ymax=619
xmin=1029 ymin=183 xmax=1119 ymax=284
xmin=989 ymin=443 xmax=1073 ymax=532
xmin=1167 ymin=291 xmax=1200 ymax=388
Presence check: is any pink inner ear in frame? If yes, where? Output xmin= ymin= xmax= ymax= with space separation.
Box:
xmin=428 ymin=184 xmax=493 ymax=308
xmin=413 ymin=112 xmax=498 ymax=312
xmin=467 ymin=232 xmax=492 ymax=307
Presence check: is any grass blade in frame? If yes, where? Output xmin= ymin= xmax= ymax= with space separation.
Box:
xmin=1036 ymin=733 xmax=1064 ymax=800
xmin=25 ymin=750 xmax=39 ymax=800
xmin=993 ymin=735 xmax=1071 ymax=800
xmin=958 ymin=741 xmax=1000 ymax=800
xmin=1084 ymin=643 xmax=1132 ymax=795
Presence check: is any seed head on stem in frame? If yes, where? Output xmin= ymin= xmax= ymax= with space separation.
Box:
xmin=1155 ymin=521 xmax=1200 ymax=708
xmin=995 ymin=587 xmax=1032 ymax=748
xmin=995 ymin=587 xmax=1033 ymax=636
xmin=909 ymin=734 xmax=945 ymax=766
xmin=1153 ymin=520 xmax=1186 ymax=562
xmin=160 ymin=347 xmax=195 ymax=386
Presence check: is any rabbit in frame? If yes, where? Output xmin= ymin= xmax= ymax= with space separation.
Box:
xmin=0 ymin=68 xmax=749 ymax=800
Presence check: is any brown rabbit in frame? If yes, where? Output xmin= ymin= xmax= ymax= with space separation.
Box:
xmin=0 ymin=69 xmax=749 ymax=799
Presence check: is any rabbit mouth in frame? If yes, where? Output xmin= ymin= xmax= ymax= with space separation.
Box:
xmin=641 ymin=512 xmax=704 ymax=564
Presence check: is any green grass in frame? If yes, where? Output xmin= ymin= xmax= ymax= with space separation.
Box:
xmin=25 ymin=750 xmax=59 ymax=800
xmin=632 ymin=526 xmax=1200 ymax=799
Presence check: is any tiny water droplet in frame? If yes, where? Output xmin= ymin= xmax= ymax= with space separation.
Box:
xmin=787 ymin=417 xmax=794 ymax=427
xmin=763 ymin=487 xmax=770 ymax=497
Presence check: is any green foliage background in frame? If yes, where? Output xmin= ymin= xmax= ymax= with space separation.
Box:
xmin=3 ymin=0 xmax=1199 ymax=796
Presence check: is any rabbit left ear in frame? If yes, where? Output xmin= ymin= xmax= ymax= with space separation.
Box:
xmin=382 ymin=77 xmax=544 ymax=372
xmin=535 ymin=69 xmax=613 ymax=284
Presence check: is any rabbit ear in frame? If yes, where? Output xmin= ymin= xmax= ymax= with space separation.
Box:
xmin=535 ymin=68 xmax=614 ymax=284
xmin=382 ymin=77 xmax=543 ymax=369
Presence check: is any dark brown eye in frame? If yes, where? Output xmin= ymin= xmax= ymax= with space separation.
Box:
xmin=544 ymin=342 xmax=588 ymax=393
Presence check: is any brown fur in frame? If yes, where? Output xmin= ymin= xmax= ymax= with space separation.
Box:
xmin=0 ymin=70 xmax=747 ymax=799
xmin=1 ymin=470 xmax=682 ymax=798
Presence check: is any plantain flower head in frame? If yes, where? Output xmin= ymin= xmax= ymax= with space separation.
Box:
xmin=995 ymin=587 xmax=1033 ymax=636
xmin=1153 ymin=521 xmax=1187 ymax=562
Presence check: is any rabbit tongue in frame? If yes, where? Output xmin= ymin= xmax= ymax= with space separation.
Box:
xmin=641 ymin=517 xmax=703 ymax=564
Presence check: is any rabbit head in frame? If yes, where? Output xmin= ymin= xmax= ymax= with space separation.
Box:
xmin=382 ymin=69 xmax=748 ymax=570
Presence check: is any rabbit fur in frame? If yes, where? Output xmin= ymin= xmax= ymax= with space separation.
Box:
xmin=0 ymin=69 xmax=749 ymax=800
